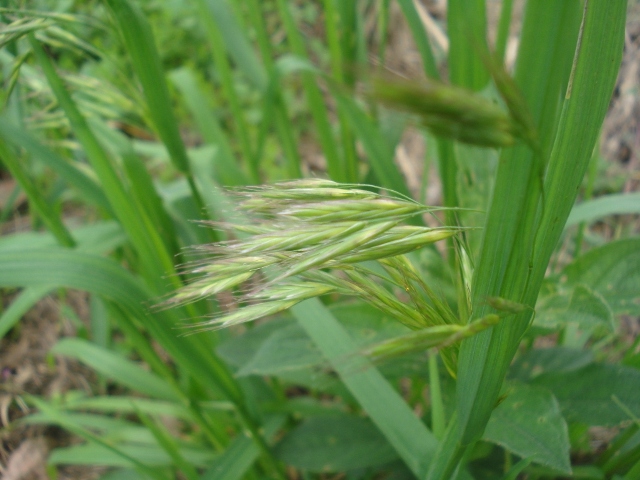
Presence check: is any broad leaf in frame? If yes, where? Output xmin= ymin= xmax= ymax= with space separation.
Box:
xmin=532 ymin=363 xmax=640 ymax=426
xmin=508 ymin=347 xmax=595 ymax=382
xmin=217 ymin=317 xmax=292 ymax=368
xmin=484 ymin=383 xmax=571 ymax=474
xmin=275 ymin=414 xmax=398 ymax=472
xmin=222 ymin=303 xmax=418 ymax=380
xmin=562 ymin=238 xmax=640 ymax=315
xmin=236 ymin=323 xmax=320 ymax=377
xmin=535 ymin=284 xmax=614 ymax=334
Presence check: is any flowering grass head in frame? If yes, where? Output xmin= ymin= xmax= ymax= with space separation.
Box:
xmin=160 ymin=180 xmax=498 ymax=373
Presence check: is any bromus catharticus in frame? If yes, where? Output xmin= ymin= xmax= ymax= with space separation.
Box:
xmin=161 ymin=179 xmax=519 ymax=374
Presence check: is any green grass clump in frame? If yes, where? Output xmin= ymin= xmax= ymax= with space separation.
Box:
xmin=1 ymin=1 xmax=637 ymax=479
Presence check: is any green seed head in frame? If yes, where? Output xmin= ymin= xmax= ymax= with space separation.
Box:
xmin=369 ymin=77 xmax=529 ymax=149
xmin=166 ymin=180 xmax=466 ymax=339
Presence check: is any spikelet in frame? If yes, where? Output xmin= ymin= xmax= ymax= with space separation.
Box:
xmin=161 ymin=180 xmax=494 ymax=375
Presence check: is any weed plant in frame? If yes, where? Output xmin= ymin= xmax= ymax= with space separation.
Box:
xmin=0 ymin=1 xmax=638 ymax=479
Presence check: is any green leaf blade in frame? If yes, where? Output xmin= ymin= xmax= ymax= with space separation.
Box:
xmin=51 ymin=338 xmax=180 ymax=402
xmin=484 ymin=383 xmax=571 ymax=474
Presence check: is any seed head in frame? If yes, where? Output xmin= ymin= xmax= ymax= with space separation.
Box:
xmin=165 ymin=180 xmax=466 ymax=343
xmin=369 ymin=77 xmax=530 ymax=148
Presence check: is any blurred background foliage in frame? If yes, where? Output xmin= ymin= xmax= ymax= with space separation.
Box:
xmin=0 ymin=1 xmax=639 ymax=479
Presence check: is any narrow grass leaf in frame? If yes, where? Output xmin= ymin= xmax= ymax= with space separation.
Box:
xmin=194 ymin=0 xmax=257 ymax=180
xmin=245 ymin=0 xmax=304 ymax=178
xmin=26 ymin=397 xmax=165 ymax=478
xmin=447 ymin=0 xmax=488 ymax=90
xmin=201 ymin=0 xmax=267 ymax=90
xmin=566 ymin=193 xmax=640 ymax=227
xmin=530 ymin=0 xmax=627 ymax=280
xmin=291 ymin=299 xmax=437 ymax=478
xmin=275 ymin=0 xmax=342 ymax=180
xmin=333 ymin=92 xmax=410 ymax=197
xmin=0 ymin=221 xmax=125 ymax=255
xmin=0 ymin=249 xmax=198 ymax=387
xmin=624 ymin=460 xmax=640 ymax=480
xmin=396 ymin=0 xmax=439 ymax=80
xmin=0 ymin=138 xmax=75 ymax=247
xmin=425 ymin=413 xmax=466 ymax=480
xmin=201 ymin=415 xmax=286 ymax=480
xmin=49 ymin=441 xmax=214 ymax=469
xmin=104 ymin=0 xmax=208 ymax=221
xmin=103 ymin=0 xmax=188 ymax=175
xmin=0 ymin=248 xmax=286 ymax=473
xmin=323 ymin=0 xmax=359 ymax=182
xmin=235 ymin=323 xmax=322 ymax=377
xmin=456 ymin=0 xmax=622 ymax=448
xmin=121 ymin=150 xmax=180 ymax=257
xmin=27 ymin=34 xmax=176 ymax=291
xmin=64 ymin=396 xmax=192 ymax=420
xmin=495 ymin=0 xmax=514 ymax=62
xmin=136 ymin=409 xmax=200 ymax=480
xmin=0 ymin=286 xmax=52 ymax=339
xmin=51 ymin=338 xmax=180 ymax=402
xmin=0 ymin=120 xmax=112 ymax=214
xmin=169 ymin=67 xmax=249 ymax=186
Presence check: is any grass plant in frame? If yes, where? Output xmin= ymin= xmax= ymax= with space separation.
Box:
xmin=0 ymin=1 xmax=637 ymax=479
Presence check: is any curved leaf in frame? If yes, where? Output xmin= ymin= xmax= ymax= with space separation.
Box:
xmin=563 ymin=238 xmax=640 ymax=315
xmin=484 ymin=383 xmax=571 ymax=474
xmin=51 ymin=338 xmax=180 ymax=401
xmin=275 ymin=415 xmax=398 ymax=472
xmin=0 ymin=285 xmax=53 ymax=339
xmin=532 ymin=363 xmax=640 ymax=427
xmin=0 ymin=249 xmax=150 ymax=311
xmin=566 ymin=193 xmax=640 ymax=227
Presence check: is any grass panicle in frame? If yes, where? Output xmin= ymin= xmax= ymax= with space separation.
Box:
xmin=181 ymin=282 xmax=337 ymax=334
xmin=361 ymin=314 xmax=500 ymax=366
xmin=370 ymin=77 xmax=521 ymax=148
xmin=164 ymin=180 xmax=463 ymax=340
xmin=163 ymin=181 xmax=490 ymax=377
